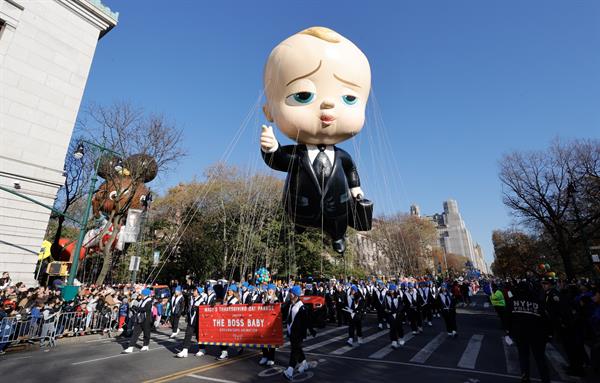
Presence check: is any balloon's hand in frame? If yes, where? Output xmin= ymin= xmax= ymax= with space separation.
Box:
xmin=350 ymin=187 xmax=364 ymax=200
xmin=260 ymin=125 xmax=278 ymax=153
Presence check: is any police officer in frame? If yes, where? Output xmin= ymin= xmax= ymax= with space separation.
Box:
xmin=557 ymin=279 xmax=587 ymax=377
xmin=541 ymin=277 xmax=561 ymax=338
xmin=122 ymin=288 xmax=153 ymax=353
xmin=511 ymin=280 xmax=550 ymax=383
xmin=169 ymin=286 xmax=185 ymax=338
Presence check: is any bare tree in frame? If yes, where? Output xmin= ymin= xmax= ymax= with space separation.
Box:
xmin=47 ymin=137 xmax=93 ymax=258
xmin=78 ymin=101 xmax=185 ymax=285
xmin=499 ymin=139 xmax=600 ymax=279
xmin=370 ymin=214 xmax=437 ymax=276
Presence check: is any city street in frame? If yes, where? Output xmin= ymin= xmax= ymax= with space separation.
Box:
xmin=0 ymin=295 xmax=589 ymax=383
xmin=1 ymin=2 xmax=599 ymax=383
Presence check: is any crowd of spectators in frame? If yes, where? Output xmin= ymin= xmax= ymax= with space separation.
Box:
xmin=0 ymin=272 xmax=177 ymax=354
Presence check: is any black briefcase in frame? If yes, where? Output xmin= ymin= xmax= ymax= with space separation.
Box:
xmin=349 ymin=197 xmax=373 ymax=231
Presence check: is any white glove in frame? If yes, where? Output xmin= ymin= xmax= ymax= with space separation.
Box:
xmin=260 ymin=125 xmax=278 ymax=153
xmin=350 ymin=187 xmax=364 ymax=199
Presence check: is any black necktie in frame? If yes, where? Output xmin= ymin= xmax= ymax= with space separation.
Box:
xmin=313 ymin=145 xmax=332 ymax=185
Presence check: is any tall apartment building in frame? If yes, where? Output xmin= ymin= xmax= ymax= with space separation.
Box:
xmin=412 ymin=200 xmax=489 ymax=273
xmin=0 ymin=0 xmax=118 ymax=285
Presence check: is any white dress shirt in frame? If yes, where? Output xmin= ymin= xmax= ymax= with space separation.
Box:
xmin=306 ymin=145 xmax=335 ymax=166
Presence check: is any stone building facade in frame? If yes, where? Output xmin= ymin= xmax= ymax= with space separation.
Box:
xmin=349 ymin=230 xmax=389 ymax=277
xmin=0 ymin=0 xmax=117 ymax=285
xmin=413 ymin=200 xmax=489 ymax=274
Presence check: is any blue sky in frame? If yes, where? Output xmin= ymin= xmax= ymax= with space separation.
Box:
xmin=83 ymin=0 xmax=600 ymax=266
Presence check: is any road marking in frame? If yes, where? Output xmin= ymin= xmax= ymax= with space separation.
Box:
xmin=369 ymin=333 xmax=415 ymax=359
xmin=258 ymin=367 xmax=285 ymax=377
xmin=457 ymin=334 xmax=483 ymax=369
xmin=281 ymin=325 xmax=345 ymax=348
xmin=73 ymin=334 xmax=188 ymax=365
xmin=72 ymin=347 xmax=164 ymax=365
xmin=503 ymin=337 xmax=519 ymax=375
xmin=280 ymin=350 xmax=556 ymax=382
xmin=304 ymin=334 xmax=348 ymax=352
xmin=410 ymin=332 xmax=446 ymax=363
xmin=75 ymin=326 xmax=341 ymax=365
xmin=85 ymin=333 xmax=182 ymax=344
xmin=188 ymin=374 xmax=240 ymax=383
xmin=545 ymin=343 xmax=578 ymax=382
xmin=330 ymin=329 xmax=389 ymax=355
xmin=143 ymin=352 xmax=257 ymax=383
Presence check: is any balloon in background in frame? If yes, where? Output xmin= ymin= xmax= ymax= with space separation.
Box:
xmin=254 ymin=267 xmax=271 ymax=284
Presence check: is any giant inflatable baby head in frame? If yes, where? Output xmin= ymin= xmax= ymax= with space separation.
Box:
xmin=263 ymin=27 xmax=371 ymax=145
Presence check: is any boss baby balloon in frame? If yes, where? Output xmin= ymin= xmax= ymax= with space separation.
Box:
xmin=260 ymin=26 xmax=373 ymax=254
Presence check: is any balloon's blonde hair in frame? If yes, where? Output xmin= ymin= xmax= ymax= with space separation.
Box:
xmin=298 ymin=26 xmax=342 ymax=43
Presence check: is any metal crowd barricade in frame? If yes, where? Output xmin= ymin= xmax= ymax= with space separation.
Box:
xmin=1 ymin=309 xmax=120 ymax=350
xmin=53 ymin=309 xmax=119 ymax=339
xmin=0 ymin=314 xmax=51 ymax=347
xmin=53 ymin=311 xmax=86 ymax=338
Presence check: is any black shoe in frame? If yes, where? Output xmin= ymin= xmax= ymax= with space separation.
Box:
xmin=332 ymin=239 xmax=345 ymax=254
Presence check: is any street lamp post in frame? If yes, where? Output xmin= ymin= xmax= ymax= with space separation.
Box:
xmin=62 ymin=140 xmax=122 ymax=301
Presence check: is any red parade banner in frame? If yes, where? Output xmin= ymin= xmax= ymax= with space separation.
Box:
xmin=198 ymin=303 xmax=284 ymax=348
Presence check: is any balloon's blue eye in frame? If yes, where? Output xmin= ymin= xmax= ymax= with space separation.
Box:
xmin=290 ymin=92 xmax=315 ymax=104
xmin=342 ymin=95 xmax=358 ymax=105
